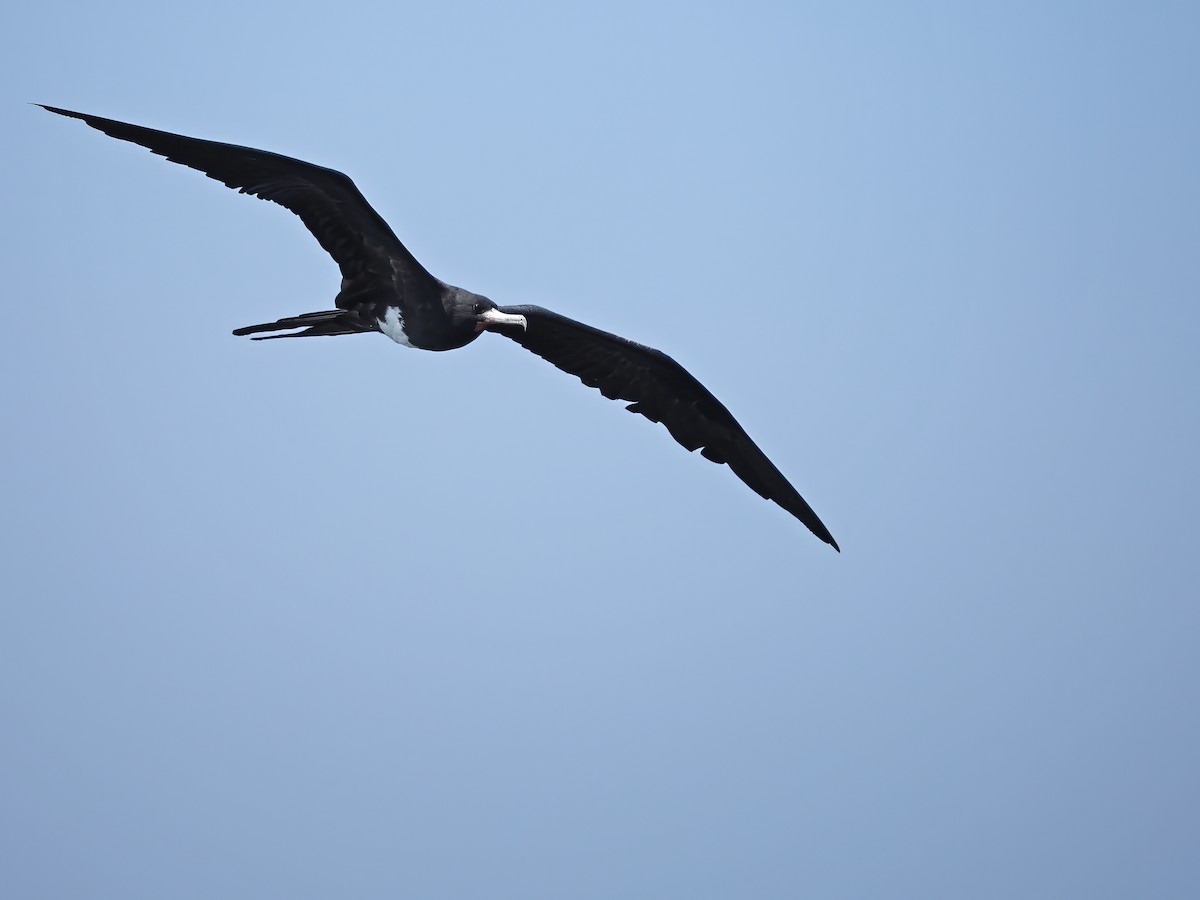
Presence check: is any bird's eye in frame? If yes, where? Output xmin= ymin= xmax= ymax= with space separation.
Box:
xmin=474 ymin=302 xmax=485 ymax=314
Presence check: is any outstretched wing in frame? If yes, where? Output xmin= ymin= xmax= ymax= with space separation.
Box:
xmin=40 ymin=105 xmax=442 ymax=313
xmin=490 ymin=305 xmax=839 ymax=549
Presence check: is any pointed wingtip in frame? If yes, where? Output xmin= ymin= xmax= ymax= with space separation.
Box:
xmin=37 ymin=105 xmax=94 ymax=126
xmin=36 ymin=105 xmax=99 ymax=126
xmin=814 ymin=523 xmax=840 ymax=552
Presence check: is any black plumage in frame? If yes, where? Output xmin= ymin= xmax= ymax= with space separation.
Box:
xmin=41 ymin=105 xmax=839 ymax=549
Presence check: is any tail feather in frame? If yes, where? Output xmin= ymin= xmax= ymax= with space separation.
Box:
xmin=233 ymin=310 xmax=374 ymax=340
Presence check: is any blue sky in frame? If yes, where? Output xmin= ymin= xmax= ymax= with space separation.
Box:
xmin=2 ymin=2 xmax=1198 ymax=897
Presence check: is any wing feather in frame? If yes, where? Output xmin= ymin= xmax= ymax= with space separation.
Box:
xmin=492 ymin=305 xmax=839 ymax=549
xmin=40 ymin=105 xmax=441 ymax=312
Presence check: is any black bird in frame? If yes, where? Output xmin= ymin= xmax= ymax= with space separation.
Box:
xmin=41 ymin=105 xmax=839 ymax=550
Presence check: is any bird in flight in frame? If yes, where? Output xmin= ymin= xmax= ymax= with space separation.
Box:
xmin=41 ymin=105 xmax=839 ymax=550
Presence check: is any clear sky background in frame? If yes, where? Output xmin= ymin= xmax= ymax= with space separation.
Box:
xmin=2 ymin=2 xmax=1197 ymax=898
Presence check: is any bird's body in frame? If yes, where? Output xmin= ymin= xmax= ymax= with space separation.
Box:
xmin=41 ymin=105 xmax=839 ymax=550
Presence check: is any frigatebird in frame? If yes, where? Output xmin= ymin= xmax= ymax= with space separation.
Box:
xmin=41 ymin=105 xmax=839 ymax=550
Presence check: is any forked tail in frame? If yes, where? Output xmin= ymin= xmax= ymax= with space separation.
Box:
xmin=232 ymin=310 xmax=374 ymax=340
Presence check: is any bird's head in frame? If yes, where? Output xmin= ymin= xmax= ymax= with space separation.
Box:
xmin=466 ymin=295 xmax=527 ymax=334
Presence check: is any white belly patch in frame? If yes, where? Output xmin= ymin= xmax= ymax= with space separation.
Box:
xmin=378 ymin=306 xmax=415 ymax=347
